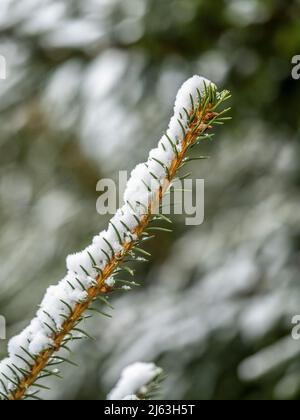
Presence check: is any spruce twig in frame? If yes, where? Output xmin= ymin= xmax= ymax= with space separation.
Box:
xmin=0 ymin=76 xmax=230 ymax=400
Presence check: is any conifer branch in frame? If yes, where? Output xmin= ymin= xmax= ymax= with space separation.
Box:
xmin=0 ymin=76 xmax=230 ymax=400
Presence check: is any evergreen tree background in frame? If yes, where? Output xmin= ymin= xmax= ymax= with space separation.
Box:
xmin=0 ymin=0 xmax=300 ymax=400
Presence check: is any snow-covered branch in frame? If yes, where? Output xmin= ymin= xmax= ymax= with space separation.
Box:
xmin=0 ymin=75 xmax=230 ymax=400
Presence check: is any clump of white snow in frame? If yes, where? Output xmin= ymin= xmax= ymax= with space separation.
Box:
xmin=105 ymin=277 xmax=116 ymax=288
xmin=107 ymin=362 xmax=162 ymax=400
xmin=124 ymin=75 xmax=213 ymax=215
xmin=122 ymin=394 xmax=140 ymax=400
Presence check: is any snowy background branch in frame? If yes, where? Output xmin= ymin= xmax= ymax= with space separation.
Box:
xmin=108 ymin=362 xmax=163 ymax=400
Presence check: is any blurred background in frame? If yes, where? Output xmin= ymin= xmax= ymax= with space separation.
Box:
xmin=0 ymin=0 xmax=300 ymax=400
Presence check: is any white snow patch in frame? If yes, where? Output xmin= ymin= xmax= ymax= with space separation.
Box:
xmin=108 ymin=362 xmax=162 ymax=400
xmin=122 ymin=394 xmax=140 ymax=400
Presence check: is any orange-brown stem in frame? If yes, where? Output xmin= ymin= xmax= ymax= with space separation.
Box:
xmin=10 ymin=106 xmax=214 ymax=400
